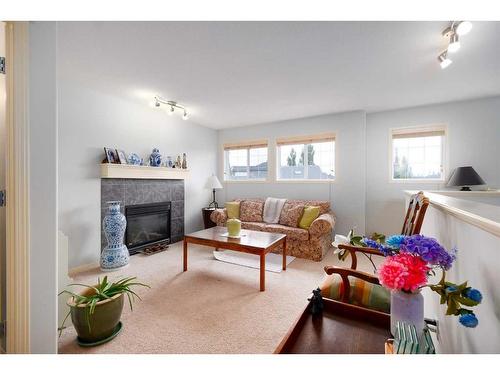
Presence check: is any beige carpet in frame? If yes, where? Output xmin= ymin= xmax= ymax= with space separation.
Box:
xmin=58 ymin=242 xmax=357 ymax=354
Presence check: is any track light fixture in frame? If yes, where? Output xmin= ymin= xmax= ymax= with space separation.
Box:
xmin=438 ymin=51 xmax=452 ymax=69
xmin=448 ymin=33 xmax=460 ymax=53
xmin=455 ymin=21 xmax=473 ymax=36
xmin=154 ymin=96 xmax=189 ymax=120
xmin=438 ymin=21 xmax=472 ymax=68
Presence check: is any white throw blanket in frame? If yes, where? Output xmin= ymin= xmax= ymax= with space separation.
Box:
xmin=263 ymin=197 xmax=287 ymax=224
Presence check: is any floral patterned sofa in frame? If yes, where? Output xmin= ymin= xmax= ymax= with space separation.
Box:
xmin=210 ymin=199 xmax=335 ymax=261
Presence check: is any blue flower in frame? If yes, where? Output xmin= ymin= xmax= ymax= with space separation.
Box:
xmin=362 ymin=238 xmax=394 ymax=256
xmin=445 ymin=286 xmax=458 ymax=293
xmin=386 ymin=235 xmax=406 ymax=249
xmin=464 ymin=288 xmax=483 ymax=303
xmin=459 ymin=313 xmax=479 ymax=328
xmin=400 ymin=235 xmax=456 ymax=270
xmin=362 ymin=238 xmax=380 ymax=249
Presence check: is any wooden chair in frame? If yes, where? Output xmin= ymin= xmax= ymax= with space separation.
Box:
xmin=321 ymin=191 xmax=429 ymax=312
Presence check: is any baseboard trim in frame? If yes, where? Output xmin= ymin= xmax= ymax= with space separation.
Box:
xmin=68 ymin=262 xmax=100 ymax=277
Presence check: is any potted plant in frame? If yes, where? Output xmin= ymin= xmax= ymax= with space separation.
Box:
xmin=59 ymin=276 xmax=149 ymax=345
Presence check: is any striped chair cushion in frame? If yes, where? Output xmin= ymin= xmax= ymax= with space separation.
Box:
xmin=320 ymin=274 xmax=390 ymax=313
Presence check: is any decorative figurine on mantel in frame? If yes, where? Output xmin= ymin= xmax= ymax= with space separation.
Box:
xmin=175 ymin=155 xmax=182 ymax=168
xmin=127 ymin=153 xmax=142 ymax=165
xmin=167 ymin=156 xmax=173 ymax=168
xmin=308 ymin=288 xmax=324 ymax=316
xmin=182 ymin=153 xmax=187 ymax=169
xmin=149 ymin=148 xmax=162 ymax=167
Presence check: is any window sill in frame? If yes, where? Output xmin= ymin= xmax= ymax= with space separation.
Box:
xmin=223 ymin=179 xmax=270 ymax=184
xmin=389 ymin=178 xmax=445 ymax=184
xmin=276 ymin=179 xmax=335 ymax=184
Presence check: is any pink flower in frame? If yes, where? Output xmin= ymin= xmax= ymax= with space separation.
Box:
xmin=378 ymin=253 xmax=429 ymax=292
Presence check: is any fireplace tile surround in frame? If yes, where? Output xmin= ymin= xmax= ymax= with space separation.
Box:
xmin=101 ymin=178 xmax=185 ymax=252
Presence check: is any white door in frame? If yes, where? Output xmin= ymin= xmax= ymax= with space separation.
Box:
xmin=0 ymin=20 xmax=7 ymax=353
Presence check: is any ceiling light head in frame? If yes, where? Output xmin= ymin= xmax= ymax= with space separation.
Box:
xmin=448 ymin=33 xmax=460 ymax=53
xmin=153 ymin=96 xmax=161 ymax=108
xmin=438 ymin=51 xmax=452 ymax=69
xmin=153 ymin=97 xmax=188 ymax=119
xmin=455 ymin=21 xmax=472 ymax=36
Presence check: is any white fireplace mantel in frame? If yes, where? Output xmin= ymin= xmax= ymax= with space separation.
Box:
xmin=100 ymin=163 xmax=190 ymax=180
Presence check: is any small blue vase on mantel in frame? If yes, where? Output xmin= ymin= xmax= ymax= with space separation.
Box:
xmin=100 ymin=201 xmax=129 ymax=271
xmin=149 ymin=148 xmax=162 ymax=167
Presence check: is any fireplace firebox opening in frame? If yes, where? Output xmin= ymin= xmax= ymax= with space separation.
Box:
xmin=125 ymin=201 xmax=171 ymax=255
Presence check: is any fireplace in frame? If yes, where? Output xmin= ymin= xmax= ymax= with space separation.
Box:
xmin=101 ymin=179 xmax=184 ymax=253
xmin=125 ymin=202 xmax=171 ymax=255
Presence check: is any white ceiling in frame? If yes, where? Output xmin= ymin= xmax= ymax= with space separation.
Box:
xmin=58 ymin=21 xmax=500 ymax=129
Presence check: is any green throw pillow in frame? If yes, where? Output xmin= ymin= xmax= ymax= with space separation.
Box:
xmin=225 ymin=201 xmax=240 ymax=219
xmin=299 ymin=206 xmax=320 ymax=229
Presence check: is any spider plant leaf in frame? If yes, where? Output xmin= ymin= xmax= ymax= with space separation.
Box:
xmin=126 ymin=292 xmax=133 ymax=311
xmin=126 ymin=289 xmax=142 ymax=301
xmin=124 ymin=282 xmax=151 ymax=289
xmin=85 ymin=306 xmax=92 ymax=332
xmin=58 ymin=311 xmax=72 ymax=338
xmin=67 ymin=283 xmax=100 ymax=295
xmin=116 ymin=276 xmax=136 ymax=285
xmin=62 ymin=291 xmax=91 ymax=306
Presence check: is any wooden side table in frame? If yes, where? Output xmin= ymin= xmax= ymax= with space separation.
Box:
xmin=274 ymin=298 xmax=390 ymax=353
xmin=201 ymin=207 xmax=217 ymax=229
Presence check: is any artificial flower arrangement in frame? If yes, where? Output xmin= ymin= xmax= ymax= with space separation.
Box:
xmin=338 ymin=231 xmax=483 ymax=328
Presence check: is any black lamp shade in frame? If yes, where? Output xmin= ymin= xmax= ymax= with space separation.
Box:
xmin=447 ymin=166 xmax=486 ymax=189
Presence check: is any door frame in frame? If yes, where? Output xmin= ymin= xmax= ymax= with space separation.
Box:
xmin=5 ymin=21 xmax=30 ymax=354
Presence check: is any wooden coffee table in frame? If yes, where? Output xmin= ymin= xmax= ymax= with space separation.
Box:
xmin=183 ymin=226 xmax=287 ymax=291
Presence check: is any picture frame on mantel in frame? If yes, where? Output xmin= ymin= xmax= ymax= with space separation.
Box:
xmin=116 ymin=149 xmax=128 ymax=164
xmin=103 ymin=147 xmax=118 ymax=164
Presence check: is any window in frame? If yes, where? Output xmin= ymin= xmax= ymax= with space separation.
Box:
xmin=391 ymin=126 xmax=446 ymax=181
xmin=223 ymin=140 xmax=268 ymax=181
xmin=276 ymin=133 xmax=335 ymax=181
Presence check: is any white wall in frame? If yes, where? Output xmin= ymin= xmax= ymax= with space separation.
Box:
xmin=417 ymin=202 xmax=500 ymax=353
xmin=366 ymin=96 xmax=500 ymax=236
xmin=22 ymin=21 xmax=500 ymax=354
xmin=29 ymin=21 xmax=59 ymax=354
xmin=217 ymin=111 xmax=366 ymax=235
xmin=216 ymin=96 xmax=499 ymax=238
xmin=57 ymin=83 xmax=218 ymax=269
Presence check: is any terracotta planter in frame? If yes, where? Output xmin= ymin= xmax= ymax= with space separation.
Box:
xmin=67 ymin=287 xmax=124 ymax=343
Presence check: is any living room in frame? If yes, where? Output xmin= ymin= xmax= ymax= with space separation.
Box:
xmin=1 ymin=0 xmax=500 ymax=371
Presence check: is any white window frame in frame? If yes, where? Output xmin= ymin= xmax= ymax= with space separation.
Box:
xmin=275 ymin=133 xmax=336 ymax=183
xmin=222 ymin=139 xmax=269 ymax=183
xmin=389 ymin=124 xmax=448 ymax=183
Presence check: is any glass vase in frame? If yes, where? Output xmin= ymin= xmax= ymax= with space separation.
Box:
xmin=390 ymin=289 xmax=424 ymax=336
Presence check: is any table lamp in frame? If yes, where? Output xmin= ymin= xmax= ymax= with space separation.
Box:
xmin=447 ymin=166 xmax=486 ymax=191
xmin=204 ymin=174 xmax=223 ymax=208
